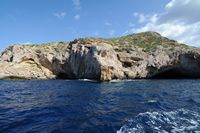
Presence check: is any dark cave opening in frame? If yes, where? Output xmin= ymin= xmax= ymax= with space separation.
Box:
xmin=150 ymin=68 xmax=199 ymax=79
xmin=56 ymin=73 xmax=71 ymax=79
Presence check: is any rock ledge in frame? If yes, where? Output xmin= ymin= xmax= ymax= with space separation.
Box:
xmin=0 ymin=32 xmax=200 ymax=81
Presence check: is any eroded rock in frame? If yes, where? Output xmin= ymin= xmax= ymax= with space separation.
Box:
xmin=0 ymin=32 xmax=200 ymax=81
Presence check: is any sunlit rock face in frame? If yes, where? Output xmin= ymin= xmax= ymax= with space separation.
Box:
xmin=0 ymin=32 xmax=200 ymax=81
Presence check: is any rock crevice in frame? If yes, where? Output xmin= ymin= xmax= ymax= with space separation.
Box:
xmin=1 ymin=32 xmax=200 ymax=81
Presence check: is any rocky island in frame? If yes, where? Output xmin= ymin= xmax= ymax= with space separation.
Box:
xmin=0 ymin=31 xmax=200 ymax=81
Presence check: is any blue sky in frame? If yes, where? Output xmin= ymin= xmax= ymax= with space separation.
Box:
xmin=1 ymin=0 xmax=200 ymax=51
xmin=0 ymin=0 xmax=170 ymax=51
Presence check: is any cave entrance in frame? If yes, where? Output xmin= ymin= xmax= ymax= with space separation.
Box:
xmin=56 ymin=73 xmax=70 ymax=79
xmin=150 ymin=68 xmax=198 ymax=79
xmin=56 ymin=72 xmax=77 ymax=80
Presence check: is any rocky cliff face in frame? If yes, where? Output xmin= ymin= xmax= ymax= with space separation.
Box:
xmin=1 ymin=32 xmax=200 ymax=81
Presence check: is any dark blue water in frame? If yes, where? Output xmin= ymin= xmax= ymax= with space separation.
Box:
xmin=0 ymin=80 xmax=200 ymax=133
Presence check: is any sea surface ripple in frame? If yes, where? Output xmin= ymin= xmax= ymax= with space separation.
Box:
xmin=0 ymin=80 xmax=200 ymax=133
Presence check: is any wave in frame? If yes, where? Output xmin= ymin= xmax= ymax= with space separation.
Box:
xmin=78 ymin=79 xmax=98 ymax=82
xmin=110 ymin=79 xmax=136 ymax=82
xmin=117 ymin=109 xmax=200 ymax=133
xmin=147 ymin=100 xmax=158 ymax=103
xmin=79 ymin=79 xmax=135 ymax=83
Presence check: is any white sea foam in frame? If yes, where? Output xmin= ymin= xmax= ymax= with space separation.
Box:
xmin=117 ymin=109 xmax=200 ymax=133
xmin=147 ymin=100 xmax=157 ymax=103
xmin=110 ymin=79 xmax=136 ymax=83
xmin=78 ymin=79 xmax=98 ymax=82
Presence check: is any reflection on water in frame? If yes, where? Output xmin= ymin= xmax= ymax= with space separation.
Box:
xmin=0 ymin=80 xmax=200 ymax=132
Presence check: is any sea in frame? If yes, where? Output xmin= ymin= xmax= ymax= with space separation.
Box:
xmin=0 ymin=79 xmax=200 ymax=133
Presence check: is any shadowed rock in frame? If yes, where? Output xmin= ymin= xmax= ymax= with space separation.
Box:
xmin=0 ymin=32 xmax=200 ymax=81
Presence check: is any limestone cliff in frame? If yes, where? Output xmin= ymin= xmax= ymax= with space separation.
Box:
xmin=1 ymin=32 xmax=200 ymax=81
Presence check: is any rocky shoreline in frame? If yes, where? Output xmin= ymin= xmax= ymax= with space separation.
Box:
xmin=1 ymin=32 xmax=200 ymax=81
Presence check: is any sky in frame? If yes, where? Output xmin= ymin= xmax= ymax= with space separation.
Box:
xmin=0 ymin=0 xmax=200 ymax=51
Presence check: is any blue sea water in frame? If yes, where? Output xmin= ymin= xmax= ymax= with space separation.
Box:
xmin=0 ymin=80 xmax=200 ymax=133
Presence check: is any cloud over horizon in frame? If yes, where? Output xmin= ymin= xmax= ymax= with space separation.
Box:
xmin=132 ymin=0 xmax=200 ymax=47
xmin=53 ymin=12 xmax=66 ymax=19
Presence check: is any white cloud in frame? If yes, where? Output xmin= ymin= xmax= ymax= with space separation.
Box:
xmin=133 ymin=12 xmax=139 ymax=17
xmin=109 ymin=30 xmax=116 ymax=36
xmin=132 ymin=0 xmax=200 ymax=47
xmin=138 ymin=14 xmax=147 ymax=23
xmin=74 ymin=14 xmax=80 ymax=20
xmin=72 ymin=0 xmax=81 ymax=21
xmin=133 ymin=12 xmax=156 ymax=24
xmin=105 ymin=21 xmax=112 ymax=26
xmin=53 ymin=12 xmax=66 ymax=19
xmin=72 ymin=0 xmax=81 ymax=10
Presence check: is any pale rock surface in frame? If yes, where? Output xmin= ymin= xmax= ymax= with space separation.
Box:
xmin=1 ymin=32 xmax=200 ymax=81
